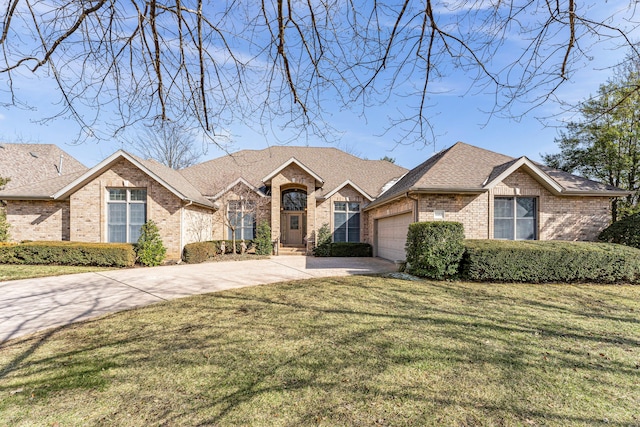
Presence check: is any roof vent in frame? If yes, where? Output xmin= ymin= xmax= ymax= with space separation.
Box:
xmin=0 ymin=145 xmax=4 ymax=149
xmin=30 ymin=152 xmax=39 ymax=158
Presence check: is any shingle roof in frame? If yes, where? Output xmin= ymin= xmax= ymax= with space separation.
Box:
xmin=0 ymin=143 xmax=87 ymax=190
xmin=179 ymin=146 xmax=408 ymax=199
xmin=0 ymin=150 xmax=215 ymax=208
xmin=0 ymin=170 xmax=86 ymax=199
xmin=367 ymin=141 xmax=629 ymax=209
xmin=126 ymin=153 xmax=215 ymax=208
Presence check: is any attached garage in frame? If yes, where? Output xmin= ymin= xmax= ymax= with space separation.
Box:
xmin=375 ymin=212 xmax=413 ymax=261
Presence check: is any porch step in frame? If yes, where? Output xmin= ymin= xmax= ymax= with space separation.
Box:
xmin=278 ymin=246 xmax=307 ymax=256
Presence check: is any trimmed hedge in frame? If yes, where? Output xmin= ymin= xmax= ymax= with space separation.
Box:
xmin=328 ymin=242 xmax=372 ymax=257
xmin=182 ymin=240 xmax=255 ymax=263
xmin=461 ymin=240 xmax=640 ymax=284
xmin=405 ymin=222 xmax=465 ymax=279
xmin=0 ymin=241 xmax=135 ymax=267
xmin=598 ymin=212 xmax=640 ymax=249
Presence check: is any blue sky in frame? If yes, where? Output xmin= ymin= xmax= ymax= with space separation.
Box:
xmin=0 ymin=2 xmax=636 ymax=171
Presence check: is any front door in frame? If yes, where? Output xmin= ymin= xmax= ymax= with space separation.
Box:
xmin=286 ymin=214 xmax=303 ymax=245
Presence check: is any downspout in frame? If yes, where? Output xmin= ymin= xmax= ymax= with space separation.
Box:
xmin=181 ymin=200 xmax=193 ymax=260
xmin=406 ymin=192 xmax=419 ymax=222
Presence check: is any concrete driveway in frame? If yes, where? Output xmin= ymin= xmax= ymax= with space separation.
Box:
xmin=0 ymin=256 xmax=396 ymax=343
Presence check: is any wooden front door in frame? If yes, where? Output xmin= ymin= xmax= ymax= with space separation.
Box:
xmin=286 ymin=213 xmax=303 ymax=245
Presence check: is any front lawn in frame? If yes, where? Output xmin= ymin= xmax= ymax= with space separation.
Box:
xmin=0 ymin=264 xmax=113 ymax=281
xmin=0 ymin=276 xmax=638 ymax=426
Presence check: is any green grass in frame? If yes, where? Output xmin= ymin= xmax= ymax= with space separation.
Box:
xmin=0 ymin=264 xmax=113 ymax=281
xmin=0 ymin=276 xmax=639 ymax=426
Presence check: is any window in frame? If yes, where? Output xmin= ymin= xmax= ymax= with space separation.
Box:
xmin=494 ymin=197 xmax=537 ymax=240
xmin=334 ymin=202 xmax=360 ymax=242
xmin=108 ymin=188 xmax=147 ymax=243
xmin=282 ymin=188 xmax=307 ymax=211
xmin=228 ymin=200 xmax=255 ymax=240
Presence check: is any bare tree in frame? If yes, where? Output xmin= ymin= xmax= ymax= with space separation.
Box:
xmin=212 ymin=180 xmax=270 ymax=254
xmin=128 ymin=123 xmax=203 ymax=169
xmin=1 ymin=1 xmax=639 ymax=146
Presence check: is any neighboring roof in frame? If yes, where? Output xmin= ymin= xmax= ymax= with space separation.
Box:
xmin=180 ymin=146 xmax=408 ymax=200
xmin=0 ymin=143 xmax=88 ymax=190
xmin=0 ymin=150 xmax=216 ymax=209
xmin=0 ymin=170 xmax=86 ymax=199
xmin=366 ymin=141 xmax=630 ymax=210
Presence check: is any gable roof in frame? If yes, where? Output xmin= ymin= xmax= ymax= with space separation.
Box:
xmin=0 ymin=143 xmax=87 ymax=190
xmin=180 ymin=146 xmax=407 ymax=200
xmin=261 ymin=157 xmax=324 ymax=185
xmin=366 ymin=142 xmax=630 ymax=210
xmin=0 ymin=150 xmax=215 ymax=209
xmin=55 ymin=151 xmax=215 ymax=208
xmin=320 ymin=180 xmax=375 ymax=201
xmin=210 ymin=177 xmax=269 ymax=200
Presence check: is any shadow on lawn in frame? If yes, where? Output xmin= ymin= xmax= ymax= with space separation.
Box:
xmin=1 ymin=278 xmax=638 ymax=425
xmin=182 ymin=281 xmax=638 ymax=425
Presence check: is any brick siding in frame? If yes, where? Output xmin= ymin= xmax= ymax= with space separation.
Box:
xmin=69 ymin=158 xmax=185 ymax=259
xmin=363 ymin=168 xmax=613 ymax=243
xmin=5 ymin=200 xmax=70 ymax=241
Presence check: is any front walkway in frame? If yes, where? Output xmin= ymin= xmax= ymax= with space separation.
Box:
xmin=0 ymin=256 xmax=395 ymax=343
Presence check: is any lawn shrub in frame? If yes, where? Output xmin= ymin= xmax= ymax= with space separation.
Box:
xmin=0 ymin=241 xmax=135 ymax=267
xmin=405 ymin=221 xmax=465 ymax=279
xmin=461 ymin=240 xmax=640 ymax=283
xmin=313 ymin=223 xmax=332 ymax=256
xmin=135 ymin=220 xmax=166 ymax=266
xmin=329 ymin=242 xmax=372 ymax=257
xmin=182 ymin=240 xmax=255 ymax=263
xmin=182 ymin=241 xmax=217 ymax=263
xmin=598 ymin=212 xmax=640 ymax=249
xmin=220 ymin=239 xmax=253 ymax=254
xmin=254 ymin=220 xmax=272 ymax=255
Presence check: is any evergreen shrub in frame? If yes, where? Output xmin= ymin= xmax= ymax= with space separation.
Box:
xmin=0 ymin=241 xmax=135 ymax=267
xmin=461 ymin=240 xmax=640 ymax=284
xmin=135 ymin=220 xmax=167 ymax=266
xmin=598 ymin=212 xmax=640 ymax=249
xmin=254 ymin=221 xmax=273 ymax=255
xmin=405 ymin=221 xmax=465 ymax=279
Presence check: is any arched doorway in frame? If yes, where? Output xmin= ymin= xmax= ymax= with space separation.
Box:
xmin=280 ymin=188 xmax=307 ymax=246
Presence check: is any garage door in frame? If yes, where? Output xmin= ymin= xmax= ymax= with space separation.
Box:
xmin=376 ymin=213 xmax=413 ymax=261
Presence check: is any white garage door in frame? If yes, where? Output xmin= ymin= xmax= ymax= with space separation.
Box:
xmin=376 ymin=213 xmax=413 ymax=261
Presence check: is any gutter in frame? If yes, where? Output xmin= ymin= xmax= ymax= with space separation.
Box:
xmin=364 ymin=187 xmax=485 ymax=211
xmin=560 ymin=190 xmax=632 ymax=197
xmin=0 ymin=195 xmax=56 ymax=200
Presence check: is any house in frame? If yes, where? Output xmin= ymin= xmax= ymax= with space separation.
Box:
xmin=365 ymin=142 xmax=629 ymax=260
xmin=0 ymin=142 xmax=628 ymax=261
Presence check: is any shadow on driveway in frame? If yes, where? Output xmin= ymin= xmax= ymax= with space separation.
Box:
xmin=0 ymin=256 xmax=396 ymax=344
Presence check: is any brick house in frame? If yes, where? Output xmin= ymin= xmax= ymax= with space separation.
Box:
xmin=0 ymin=142 xmax=629 ymax=261
xmin=365 ymin=142 xmax=629 ymax=260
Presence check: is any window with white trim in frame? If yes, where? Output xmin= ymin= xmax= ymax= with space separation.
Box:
xmin=108 ymin=188 xmax=147 ymax=243
xmin=494 ymin=197 xmax=537 ymax=240
xmin=334 ymin=202 xmax=360 ymax=242
xmin=228 ymin=200 xmax=255 ymax=240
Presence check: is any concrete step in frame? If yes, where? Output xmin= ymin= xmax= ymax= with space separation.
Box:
xmin=278 ymin=246 xmax=307 ymax=256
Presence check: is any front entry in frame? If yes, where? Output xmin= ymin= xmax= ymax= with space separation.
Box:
xmin=281 ymin=212 xmax=306 ymax=246
xmin=280 ymin=187 xmax=308 ymax=246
